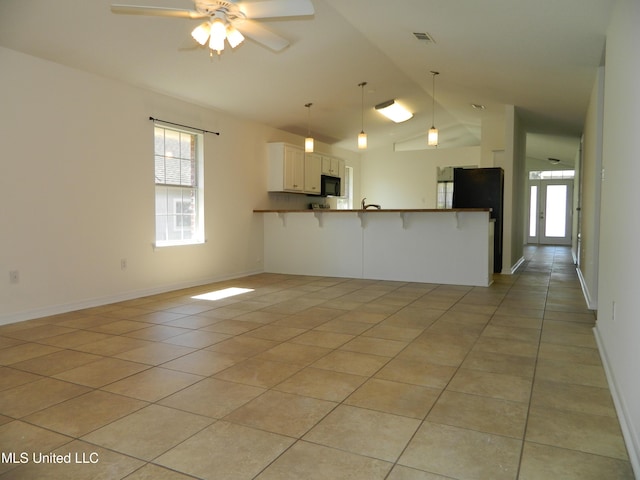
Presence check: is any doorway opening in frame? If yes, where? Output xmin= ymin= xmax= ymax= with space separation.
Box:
xmin=527 ymin=170 xmax=574 ymax=245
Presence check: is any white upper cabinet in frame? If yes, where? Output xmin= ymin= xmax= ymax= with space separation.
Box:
xmin=268 ymin=143 xmax=344 ymax=196
xmin=268 ymin=143 xmax=305 ymax=192
xmin=321 ymin=155 xmax=341 ymax=176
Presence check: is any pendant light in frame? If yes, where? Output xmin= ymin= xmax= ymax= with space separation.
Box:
xmin=428 ymin=71 xmax=440 ymax=147
xmin=304 ymin=103 xmax=314 ymax=153
xmin=358 ymin=82 xmax=367 ymax=149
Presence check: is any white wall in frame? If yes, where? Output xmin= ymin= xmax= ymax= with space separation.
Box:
xmin=511 ymin=108 xmax=527 ymax=272
xmin=595 ymin=0 xmax=640 ymax=473
xmin=579 ymin=67 xmax=605 ymax=309
xmin=0 ymin=47 xmax=283 ymax=324
xmin=484 ymin=106 xmax=525 ymax=275
xmin=359 ymin=145 xmax=481 ymax=209
xmin=481 ymin=108 xmax=507 ymax=166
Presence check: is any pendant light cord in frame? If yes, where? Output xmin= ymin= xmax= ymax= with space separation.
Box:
xmin=359 ymin=82 xmax=367 ymax=132
xmin=305 ymin=103 xmax=312 ymax=136
xmin=431 ymin=71 xmax=439 ymax=128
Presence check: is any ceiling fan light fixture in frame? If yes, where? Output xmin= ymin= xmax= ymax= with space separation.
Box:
xmin=111 ymin=0 xmax=315 ymax=55
xmin=375 ymin=100 xmax=413 ymax=123
xmin=226 ymin=25 xmax=245 ymax=48
xmin=209 ymin=18 xmax=226 ymax=53
xmin=191 ymin=22 xmax=211 ymax=45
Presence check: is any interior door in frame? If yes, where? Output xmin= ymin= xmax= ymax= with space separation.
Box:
xmin=527 ymin=179 xmax=573 ymax=245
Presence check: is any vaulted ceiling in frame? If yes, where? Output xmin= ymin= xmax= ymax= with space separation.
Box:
xmin=0 ymin=0 xmax=614 ymax=163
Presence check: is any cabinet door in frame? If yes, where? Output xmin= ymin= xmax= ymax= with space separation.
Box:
xmin=337 ymin=158 xmax=346 ymax=196
xmin=304 ymin=153 xmax=322 ymax=194
xmin=321 ymin=155 xmax=332 ymax=175
xmin=320 ymin=156 xmax=338 ymax=175
xmin=284 ymin=146 xmax=304 ymax=191
xmin=331 ymin=157 xmax=341 ymax=176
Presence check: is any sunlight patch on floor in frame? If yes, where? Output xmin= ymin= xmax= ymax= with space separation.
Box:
xmin=191 ymin=287 xmax=254 ymax=301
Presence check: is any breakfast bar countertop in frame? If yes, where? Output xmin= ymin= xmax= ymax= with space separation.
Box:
xmin=253 ymin=208 xmax=492 ymax=213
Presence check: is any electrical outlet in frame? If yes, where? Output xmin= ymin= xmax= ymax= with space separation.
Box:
xmin=9 ymin=270 xmax=19 ymax=284
xmin=120 ymin=259 xmax=127 ymax=270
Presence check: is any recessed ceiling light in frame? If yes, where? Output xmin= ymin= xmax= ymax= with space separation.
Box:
xmin=471 ymin=104 xmax=486 ymax=110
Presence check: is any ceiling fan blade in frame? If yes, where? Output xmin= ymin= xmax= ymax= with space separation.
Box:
xmin=237 ymin=0 xmax=314 ymax=19
xmin=110 ymin=4 xmax=207 ymax=19
xmin=237 ymin=19 xmax=290 ymax=51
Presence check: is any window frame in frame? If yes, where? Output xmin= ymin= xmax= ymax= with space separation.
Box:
xmin=436 ymin=180 xmax=454 ymax=209
xmin=153 ymin=123 xmax=205 ymax=248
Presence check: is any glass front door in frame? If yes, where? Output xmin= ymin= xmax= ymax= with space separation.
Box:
xmin=528 ymin=179 xmax=573 ymax=245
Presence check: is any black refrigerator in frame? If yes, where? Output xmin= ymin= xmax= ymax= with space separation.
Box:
xmin=452 ymin=167 xmax=504 ymax=273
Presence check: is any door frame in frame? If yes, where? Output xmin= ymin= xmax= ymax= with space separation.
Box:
xmin=527 ymin=178 xmax=574 ymax=245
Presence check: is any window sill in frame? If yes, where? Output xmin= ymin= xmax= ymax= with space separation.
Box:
xmin=154 ymin=239 xmax=206 ymax=249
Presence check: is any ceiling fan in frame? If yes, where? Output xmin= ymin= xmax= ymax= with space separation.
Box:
xmin=111 ymin=0 xmax=314 ymax=54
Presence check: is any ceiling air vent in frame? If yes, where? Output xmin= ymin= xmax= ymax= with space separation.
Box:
xmin=413 ymin=32 xmax=435 ymax=44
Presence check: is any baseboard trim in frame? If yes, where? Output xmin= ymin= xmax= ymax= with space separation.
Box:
xmin=508 ymin=256 xmax=526 ymax=274
xmin=0 ymin=269 xmax=263 ymax=327
xmin=577 ymin=266 xmax=598 ymax=310
xmin=593 ymin=325 xmax=640 ymax=478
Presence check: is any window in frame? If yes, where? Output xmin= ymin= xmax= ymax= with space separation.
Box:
xmin=436 ymin=166 xmax=455 ymax=209
xmin=337 ymin=166 xmax=353 ymax=209
xmin=437 ymin=181 xmax=454 ymax=209
xmin=154 ymin=125 xmax=204 ymax=246
xmin=529 ymin=170 xmax=575 ymax=180
xmin=436 ymin=165 xmax=478 ymax=209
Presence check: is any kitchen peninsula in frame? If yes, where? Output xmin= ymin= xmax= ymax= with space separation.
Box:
xmin=254 ymin=208 xmax=494 ymax=287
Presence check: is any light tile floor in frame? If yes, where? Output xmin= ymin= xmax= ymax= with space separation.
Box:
xmin=0 ymin=246 xmax=635 ymax=479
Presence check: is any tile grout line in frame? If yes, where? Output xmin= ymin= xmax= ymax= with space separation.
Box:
xmin=513 ymin=247 xmax=551 ymax=480
xmin=380 ymin=271 xmax=525 ymax=479
xmin=2 ymin=254 xmax=624 ymax=479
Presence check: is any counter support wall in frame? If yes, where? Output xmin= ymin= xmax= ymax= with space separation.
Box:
xmin=258 ymin=210 xmax=493 ymax=287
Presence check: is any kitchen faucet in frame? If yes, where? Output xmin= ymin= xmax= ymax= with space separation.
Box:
xmin=361 ymin=198 xmax=381 ymax=209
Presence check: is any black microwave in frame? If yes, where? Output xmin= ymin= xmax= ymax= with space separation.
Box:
xmin=321 ymin=175 xmax=341 ymax=197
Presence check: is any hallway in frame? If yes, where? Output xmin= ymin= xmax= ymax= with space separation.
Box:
xmin=0 ymin=246 xmax=634 ymax=479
